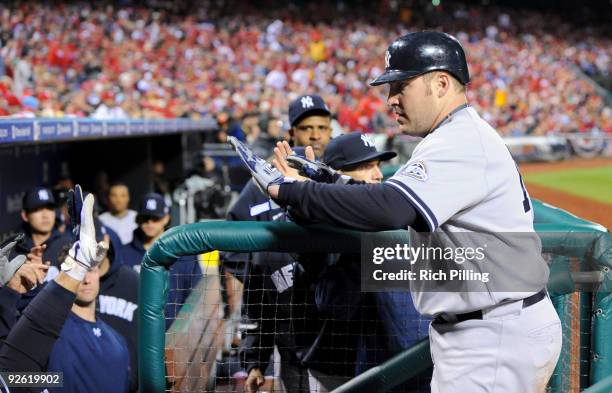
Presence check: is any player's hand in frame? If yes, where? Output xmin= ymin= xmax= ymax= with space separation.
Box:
xmin=6 ymin=261 xmax=49 ymax=294
xmin=272 ymin=141 xmax=312 ymax=181
xmin=0 ymin=233 xmax=27 ymax=287
xmin=26 ymin=244 xmax=47 ymax=265
xmin=63 ymin=188 xmax=108 ymax=281
xmin=227 ymin=136 xmax=296 ymax=196
xmin=275 ymin=140 xmax=316 ymax=161
xmin=245 ymin=368 xmax=265 ymax=393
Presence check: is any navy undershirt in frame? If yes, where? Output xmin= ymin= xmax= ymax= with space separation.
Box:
xmin=277 ymin=181 xmax=426 ymax=231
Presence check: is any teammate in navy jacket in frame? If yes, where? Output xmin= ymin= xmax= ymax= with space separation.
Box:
xmin=46 ymin=266 xmax=130 ymax=393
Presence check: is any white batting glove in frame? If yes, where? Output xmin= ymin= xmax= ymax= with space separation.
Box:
xmin=0 ymin=233 xmax=27 ymax=286
xmin=62 ymin=191 xmax=108 ymax=281
xmin=228 ymin=136 xmax=296 ymax=195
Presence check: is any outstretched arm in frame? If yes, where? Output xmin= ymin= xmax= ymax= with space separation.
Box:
xmin=274 ymin=181 xmax=421 ymax=231
xmin=228 ymin=137 xmax=425 ymax=231
xmin=270 ymin=141 xmax=423 ymax=231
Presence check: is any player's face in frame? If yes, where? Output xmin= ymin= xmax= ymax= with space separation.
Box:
xmin=22 ymin=207 xmax=56 ymax=234
xmin=387 ymin=76 xmax=439 ymax=136
xmin=291 ymin=116 xmax=332 ymax=158
xmin=340 ymin=160 xmax=383 ymax=184
xmin=139 ymin=215 xmax=170 ymax=239
xmin=76 ymin=266 xmax=100 ymax=305
xmin=108 ymin=185 xmax=130 ymax=214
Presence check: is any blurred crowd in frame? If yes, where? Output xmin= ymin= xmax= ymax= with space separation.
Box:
xmin=0 ymin=0 xmax=610 ymax=135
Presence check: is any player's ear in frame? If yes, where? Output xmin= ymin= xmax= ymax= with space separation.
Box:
xmin=21 ymin=210 xmax=29 ymax=223
xmin=437 ymin=72 xmax=451 ymax=98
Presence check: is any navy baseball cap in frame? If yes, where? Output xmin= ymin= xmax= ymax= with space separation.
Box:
xmin=323 ymin=133 xmax=397 ymax=170
xmin=22 ymin=186 xmax=57 ymax=212
xmin=288 ymin=94 xmax=331 ymax=127
xmin=137 ymin=193 xmax=170 ymax=219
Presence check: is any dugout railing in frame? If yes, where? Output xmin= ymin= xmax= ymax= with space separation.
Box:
xmin=139 ymin=201 xmax=612 ymax=393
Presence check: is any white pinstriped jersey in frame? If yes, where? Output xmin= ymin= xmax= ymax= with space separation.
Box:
xmin=386 ymin=107 xmax=549 ymax=316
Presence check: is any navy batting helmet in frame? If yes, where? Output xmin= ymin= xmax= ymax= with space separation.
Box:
xmin=370 ymin=31 xmax=470 ymax=86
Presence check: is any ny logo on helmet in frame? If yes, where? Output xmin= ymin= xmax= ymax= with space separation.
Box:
xmin=385 ymin=50 xmax=391 ymax=69
xmin=301 ymin=96 xmax=314 ymax=109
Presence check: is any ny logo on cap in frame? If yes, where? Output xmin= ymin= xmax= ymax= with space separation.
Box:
xmin=146 ymin=199 xmax=157 ymax=211
xmin=361 ymin=134 xmax=375 ymax=148
xmin=301 ymin=96 xmax=314 ymax=109
xmin=38 ymin=189 xmax=50 ymax=201
xmin=385 ymin=50 xmax=391 ymax=69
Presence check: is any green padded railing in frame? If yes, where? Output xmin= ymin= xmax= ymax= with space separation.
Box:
xmin=533 ymin=201 xmax=612 ymax=387
xmin=139 ymin=201 xmax=612 ymax=392
xmin=139 ymin=221 xmax=410 ymax=392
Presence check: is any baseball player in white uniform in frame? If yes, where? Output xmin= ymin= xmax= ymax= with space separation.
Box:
xmin=228 ymin=31 xmax=562 ymax=393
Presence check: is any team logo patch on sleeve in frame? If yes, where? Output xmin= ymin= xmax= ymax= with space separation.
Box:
xmin=399 ymin=161 xmax=428 ymax=181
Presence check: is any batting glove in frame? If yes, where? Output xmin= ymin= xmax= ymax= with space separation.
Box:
xmin=0 ymin=233 xmax=27 ymax=286
xmin=286 ymin=155 xmax=352 ymax=185
xmin=228 ymin=136 xmax=296 ymax=195
xmin=68 ymin=184 xmax=85 ymax=242
xmin=62 ymin=187 xmax=108 ymax=281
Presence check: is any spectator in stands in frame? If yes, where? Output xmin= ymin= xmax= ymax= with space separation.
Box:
xmin=11 ymin=186 xmax=72 ymax=271
xmin=92 ymin=92 xmax=129 ymax=119
xmin=0 ymin=2 xmax=609 ymax=134
xmin=99 ymin=182 xmax=137 ymax=245
xmin=120 ymin=193 xmax=201 ymax=329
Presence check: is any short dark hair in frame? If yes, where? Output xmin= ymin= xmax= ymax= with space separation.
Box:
xmin=108 ymin=182 xmax=129 ymax=195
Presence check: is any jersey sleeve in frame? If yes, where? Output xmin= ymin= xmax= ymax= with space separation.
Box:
xmin=386 ymin=137 xmax=488 ymax=231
